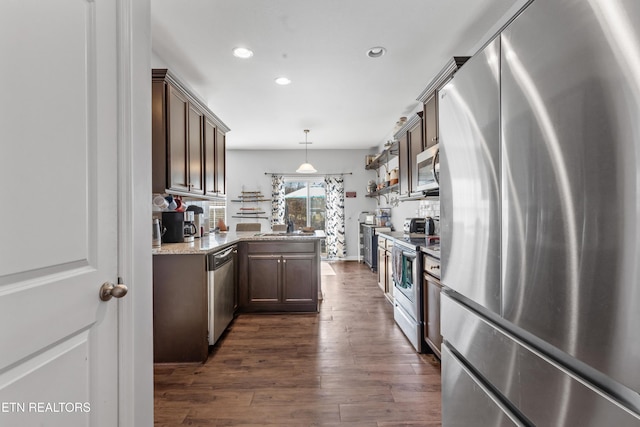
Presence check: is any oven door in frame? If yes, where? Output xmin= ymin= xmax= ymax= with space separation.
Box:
xmin=416 ymin=144 xmax=440 ymax=192
xmin=394 ymin=250 xmax=417 ymax=305
xmin=393 ymin=246 xmax=423 ymax=352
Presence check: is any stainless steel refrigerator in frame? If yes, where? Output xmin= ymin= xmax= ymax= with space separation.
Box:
xmin=439 ymin=0 xmax=640 ymax=424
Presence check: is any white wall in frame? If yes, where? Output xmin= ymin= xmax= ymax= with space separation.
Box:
xmin=227 ymin=149 xmax=378 ymax=259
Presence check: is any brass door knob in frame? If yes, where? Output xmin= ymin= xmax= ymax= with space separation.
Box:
xmin=99 ymin=282 xmax=128 ymax=301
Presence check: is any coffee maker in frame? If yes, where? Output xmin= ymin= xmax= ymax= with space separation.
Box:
xmin=186 ymin=205 xmax=205 ymax=238
xmin=162 ymin=211 xmax=184 ymax=243
xmin=183 ymin=211 xmax=197 ymax=242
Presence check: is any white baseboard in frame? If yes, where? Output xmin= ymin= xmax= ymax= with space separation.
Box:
xmin=321 ymin=256 xmax=360 ymax=262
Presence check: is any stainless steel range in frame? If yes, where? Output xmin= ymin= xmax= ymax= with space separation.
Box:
xmin=392 ymin=236 xmax=425 ymax=352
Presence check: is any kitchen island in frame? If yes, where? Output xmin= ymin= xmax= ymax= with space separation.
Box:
xmin=152 ymin=231 xmax=322 ymax=363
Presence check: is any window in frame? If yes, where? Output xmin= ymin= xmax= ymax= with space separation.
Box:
xmin=284 ymin=178 xmax=325 ymax=231
xmin=209 ymin=200 xmax=226 ymax=231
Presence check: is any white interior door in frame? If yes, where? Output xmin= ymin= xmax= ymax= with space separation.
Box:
xmin=0 ymin=0 xmax=121 ymax=425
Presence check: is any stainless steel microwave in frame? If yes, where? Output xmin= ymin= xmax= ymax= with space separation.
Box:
xmin=416 ymin=143 xmax=440 ymax=193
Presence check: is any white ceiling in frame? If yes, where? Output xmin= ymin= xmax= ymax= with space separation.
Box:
xmin=151 ymin=0 xmax=523 ymax=150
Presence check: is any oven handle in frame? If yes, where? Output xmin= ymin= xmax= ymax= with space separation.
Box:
xmin=402 ymin=251 xmax=417 ymax=259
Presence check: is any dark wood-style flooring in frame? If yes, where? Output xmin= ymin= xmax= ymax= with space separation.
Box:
xmin=154 ymin=261 xmax=442 ymax=426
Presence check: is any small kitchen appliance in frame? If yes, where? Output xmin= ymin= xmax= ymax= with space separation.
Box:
xmin=186 ymin=205 xmax=205 ymax=238
xmin=152 ymin=218 xmax=165 ymax=247
xmin=162 ymin=211 xmax=184 ymax=243
xmin=194 ymin=213 xmax=205 ymax=238
xmin=403 ymin=218 xmax=426 ymax=237
xmin=415 ymin=143 xmax=440 ymax=194
xmin=424 ymin=217 xmax=440 ymax=244
xmin=183 ymin=211 xmax=197 ymax=243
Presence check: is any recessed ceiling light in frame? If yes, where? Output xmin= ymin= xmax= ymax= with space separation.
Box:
xmin=366 ymin=46 xmax=387 ymax=58
xmin=275 ymin=77 xmax=291 ymax=85
xmin=232 ymin=47 xmax=253 ymax=59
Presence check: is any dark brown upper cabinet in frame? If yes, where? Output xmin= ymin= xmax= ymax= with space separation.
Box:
xmin=166 ymin=85 xmax=189 ymax=193
xmin=416 ymin=57 xmax=470 ymax=151
xmin=187 ymin=104 xmax=204 ymax=195
xmin=152 ymin=69 xmax=230 ymax=199
xmin=408 ymin=113 xmax=424 ymax=194
xmin=397 ymin=132 xmax=411 ymax=198
xmin=395 ymin=113 xmax=423 ymax=198
xmin=215 ymin=128 xmax=226 ymax=196
xmin=424 ymin=95 xmax=438 ymax=149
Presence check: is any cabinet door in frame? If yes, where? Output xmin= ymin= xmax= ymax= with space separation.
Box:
xmin=153 ymin=255 xmax=208 ymax=363
xmin=215 ymin=128 xmax=226 ymax=195
xmin=204 ymin=119 xmax=217 ymax=196
xmin=377 ymin=246 xmax=386 ymax=292
xmin=386 ymin=253 xmax=393 ymax=298
xmin=167 ymin=84 xmax=189 ymax=192
xmin=409 ymin=120 xmax=423 ymax=194
xmin=282 ymin=254 xmax=316 ymax=303
xmin=247 ymin=255 xmax=280 ymax=303
xmin=424 ymin=95 xmax=438 ymax=148
xmin=187 ymin=104 xmax=204 ymax=194
xmin=363 ymin=229 xmax=371 ymax=266
xmin=424 ymin=274 xmax=442 ymax=357
xmin=398 ymin=133 xmax=410 ymax=197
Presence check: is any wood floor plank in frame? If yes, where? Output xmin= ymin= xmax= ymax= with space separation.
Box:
xmin=339 ymin=401 xmax=441 ymax=423
xmin=154 ymin=260 xmax=442 ymax=426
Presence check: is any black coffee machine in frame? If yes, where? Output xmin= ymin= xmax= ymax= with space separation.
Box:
xmin=162 ymin=211 xmax=184 ymax=243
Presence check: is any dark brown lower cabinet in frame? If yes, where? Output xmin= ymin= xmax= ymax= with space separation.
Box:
xmin=153 ymin=254 xmax=208 ymax=363
xmin=238 ymin=240 xmax=319 ymax=312
xmin=424 ymin=271 xmax=442 ymax=358
xmin=377 ymin=237 xmax=394 ymax=304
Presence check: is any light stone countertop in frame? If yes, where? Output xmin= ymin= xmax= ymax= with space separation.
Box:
xmin=377 ymin=231 xmax=440 ymax=258
xmin=152 ymin=230 xmax=324 ymax=256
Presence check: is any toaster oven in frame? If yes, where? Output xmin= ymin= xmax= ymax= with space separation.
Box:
xmin=403 ymin=218 xmax=426 ymax=235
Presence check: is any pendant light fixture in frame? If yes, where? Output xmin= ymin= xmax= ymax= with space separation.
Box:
xmin=296 ymin=129 xmax=317 ymax=173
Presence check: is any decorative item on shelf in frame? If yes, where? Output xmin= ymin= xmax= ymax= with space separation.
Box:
xmin=390 ymin=168 xmax=398 ymax=185
xmin=296 ymin=129 xmax=317 ymax=173
xmin=393 ymin=116 xmax=407 ymax=132
xmin=231 ymin=191 xmax=270 ymax=202
xmin=364 ymin=141 xmax=399 ymax=203
xmin=231 ymin=190 xmax=271 ymax=219
xmin=376 ymin=207 xmax=392 ymax=227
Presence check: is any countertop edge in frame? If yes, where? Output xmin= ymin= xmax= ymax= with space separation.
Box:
xmin=152 ymin=231 xmax=324 ymax=256
xmin=378 ymin=231 xmax=441 ymax=259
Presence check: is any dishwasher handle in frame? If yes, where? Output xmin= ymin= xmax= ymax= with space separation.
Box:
xmin=208 ymin=246 xmax=236 ymax=270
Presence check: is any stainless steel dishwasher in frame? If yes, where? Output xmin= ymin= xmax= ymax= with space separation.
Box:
xmin=207 ymin=245 xmax=236 ymax=345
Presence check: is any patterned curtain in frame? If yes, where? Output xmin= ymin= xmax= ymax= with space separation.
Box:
xmin=324 ymin=176 xmax=346 ymax=259
xmin=271 ymin=175 xmax=286 ymax=226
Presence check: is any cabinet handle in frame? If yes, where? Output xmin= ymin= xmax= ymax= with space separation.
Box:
xmin=277 ymin=259 xmax=281 ymax=263
xmin=283 ymin=259 xmax=287 ymax=264
xmin=431 ymin=137 xmax=438 ymax=142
